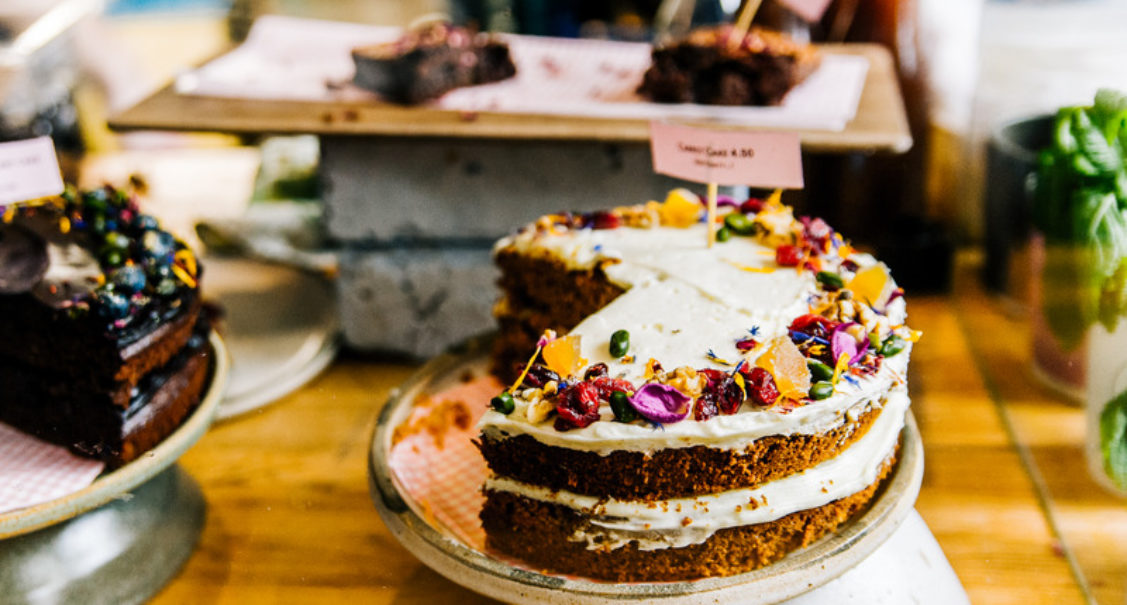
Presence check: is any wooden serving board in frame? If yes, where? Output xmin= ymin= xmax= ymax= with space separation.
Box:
xmin=109 ymin=43 xmax=910 ymax=154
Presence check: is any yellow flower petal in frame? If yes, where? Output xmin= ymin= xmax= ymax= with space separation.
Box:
xmin=543 ymin=334 xmax=586 ymax=378
xmin=847 ymin=264 xmax=890 ymax=306
xmin=659 ymin=188 xmax=703 ymax=228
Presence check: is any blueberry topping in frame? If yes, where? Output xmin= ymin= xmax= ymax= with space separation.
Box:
xmin=142 ymin=230 xmax=175 ymax=260
xmin=109 ymin=265 xmax=147 ymax=294
xmin=95 ymin=289 xmax=131 ymax=320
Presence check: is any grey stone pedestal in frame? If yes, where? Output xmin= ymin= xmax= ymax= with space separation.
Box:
xmin=323 ymin=135 xmax=679 ymax=357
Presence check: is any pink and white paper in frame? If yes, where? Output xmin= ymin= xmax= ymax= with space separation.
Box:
xmin=0 ymin=423 xmax=105 ymax=514
xmin=387 ymin=376 xmax=503 ymax=549
xmin=176 ymin=16 xmax=870 ymax=132
xmin=0 ymin=137 xmax=64 ymax=206
xmin=650 ymin=122 xmax=804 ymax=188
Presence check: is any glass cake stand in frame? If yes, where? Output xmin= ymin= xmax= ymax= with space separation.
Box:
xmin=0 ymin=332 xmax=229 ymax=605
xmin=368 ymin=336 xmax=961 ymax=605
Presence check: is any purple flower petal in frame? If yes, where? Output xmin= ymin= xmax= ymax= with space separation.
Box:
xmin=831 ymin=323 xmax=869 ymax=365
xmin=699 ymin=194 xmax=739 ymax=208
xmin=629 ymin=383 xmax=691 ymax=424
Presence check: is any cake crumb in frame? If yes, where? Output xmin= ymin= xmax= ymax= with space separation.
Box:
xmin=681 ymin=517 xmax=693 ymax=527
xmin=392 ymin=396 xmax=472 ymax=448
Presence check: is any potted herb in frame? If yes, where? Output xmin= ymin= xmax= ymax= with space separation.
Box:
xmin=1033 ymin=88 xmax=1127 ymax=492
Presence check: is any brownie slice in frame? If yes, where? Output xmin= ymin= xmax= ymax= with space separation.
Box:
xmin=639 ymin=26 xmax=821 ymax=106
xmin=352 ymin=23 xmax=516 ymax=104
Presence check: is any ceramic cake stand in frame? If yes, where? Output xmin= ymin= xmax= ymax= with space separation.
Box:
xmin=369 ymin=337 xmax=970 ymax=605
xmin=0 ymin=333 xmax=229 ymax=605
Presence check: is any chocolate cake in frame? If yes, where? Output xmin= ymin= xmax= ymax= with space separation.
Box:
xmin=352 ymin=23 xmax=516 ymax=105
xmin=0 ymin=186 xmax=210 ymax=466
xmin=477 ymin=189 xmax=917 ymax=581
xmin=638 ymin=26 xmax=821 ymax=106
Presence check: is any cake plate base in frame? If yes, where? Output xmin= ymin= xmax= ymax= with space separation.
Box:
xmin=0 ymin=466 xmax=204 ymax=605
xmin=370 ymin=338 xmax=970 ymax=604
xmin=0 ymin=333 xmax=228 ymax=604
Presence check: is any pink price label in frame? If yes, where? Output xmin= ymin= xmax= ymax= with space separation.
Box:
xmin=775 ymin=0 xmax=834 ymax=22
xmin=0 ymin=137 xmax=64 ymax=206
xmin=650 ymin=122 xmax=803 ymax=188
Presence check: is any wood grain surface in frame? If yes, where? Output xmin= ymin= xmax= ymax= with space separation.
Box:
xmin=109 ymin=44 xmax=911 ymax=153
xmin=147 ymin=254 xmax=1102 ymax=604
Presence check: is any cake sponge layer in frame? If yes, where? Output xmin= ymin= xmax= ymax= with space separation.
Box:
xmin=480 ymin=454 xmax=895 ymax=583
xmin=0 ymin=321 xmax=212 ymax=467
xmin=480 ymin=403 xmax=882 ymax=501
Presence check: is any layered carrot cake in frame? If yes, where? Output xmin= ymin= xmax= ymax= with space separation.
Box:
xmin=477 ymin=189 xmax=917 ymax=581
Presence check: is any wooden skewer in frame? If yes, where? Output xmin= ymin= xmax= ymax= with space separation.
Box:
xmin=729 ymin=0 xmax=764 ymax=49
xmin=706 ymin=182 xmax=718 ymax=248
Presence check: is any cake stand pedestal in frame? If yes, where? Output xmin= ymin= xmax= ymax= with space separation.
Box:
xmin=0 ymin=333 xmax=228 ymax=605
xmin=783 ymin=509 xmax=968 ymax=605
xmin=0 ymin=466 xmax=205 ymax=605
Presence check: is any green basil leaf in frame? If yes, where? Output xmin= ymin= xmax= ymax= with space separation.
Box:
xmin=1054 ymin=108 xmax=1080 ymax=155
xmin=1100 ymin=388 xmax=1127 ymax=490
xmin=1071 ymin=152 xmax=1101 ymax=177
xmin=1073 ymin=108 xmax=1122 ymax=175
xmin=1094 ymin=88 xmax=1127 ymax=126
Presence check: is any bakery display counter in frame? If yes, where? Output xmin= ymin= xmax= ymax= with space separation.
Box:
xmin=105 ymin=17 xmax=913 ymax=360
xmin=141 ymin=254 xmax=1099 ymax=604
xmin=108 ymin=20 xmax=909 ymax=153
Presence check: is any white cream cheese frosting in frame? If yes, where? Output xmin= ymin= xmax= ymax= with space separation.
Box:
xmin=485 ymin=386 xmax=909 ymax=551
xmin=480 ymin=220 xmax=910 ymax=455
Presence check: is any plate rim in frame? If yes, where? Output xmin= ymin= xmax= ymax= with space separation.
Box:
xmin=206 ymin=256 xmax=340 ymax=422
xmin=0 ymin=331 xmax=230 ymax=539
xmin=367 ymin=336 xmax=925 ymax=604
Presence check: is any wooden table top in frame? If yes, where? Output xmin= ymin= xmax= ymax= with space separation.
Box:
xmin=151 ymin=254 xmax=1115 ymax=605
xmin=108 ymin=43 xmax=911 ymax=154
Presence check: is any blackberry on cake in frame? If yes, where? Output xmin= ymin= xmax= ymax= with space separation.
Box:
xmin=638 ymin=26 xmax=821 ymax=106
xmin=352 ymin=22 xmax=516 ymax=105
xmin=477 ymin=189 xmax=917 ymax=582
xmin=0 ymin=186 xmax=211 ymax=467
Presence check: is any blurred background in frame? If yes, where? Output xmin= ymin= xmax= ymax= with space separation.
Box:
xmin=7 ymin=0 xmax=1127 ymax=266
xmin=5 ymin=0 xmax=1127 ymax=364
xmin=7 ymin=3 xmax=1127 ymax=604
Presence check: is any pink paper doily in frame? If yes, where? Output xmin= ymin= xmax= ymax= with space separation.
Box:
xmin=387 ymin=376 xmax=502 ymax=549
xmin=0 ymin=423 xmax=105 ymax=514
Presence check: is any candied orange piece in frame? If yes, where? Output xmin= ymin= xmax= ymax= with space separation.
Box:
xmin=659 ymin=188 xmax=703 ymax=228
xmin=755 ymin=336 xmax=811 ymax=400
xmin=847 ymin=263 xmax=890 ymax=306
xmin=543 ymin=335 xmax=586 ymax=378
